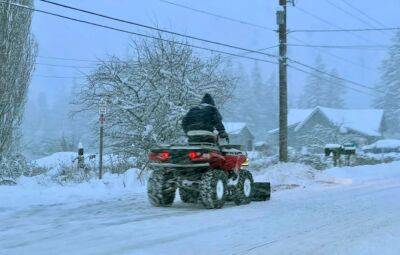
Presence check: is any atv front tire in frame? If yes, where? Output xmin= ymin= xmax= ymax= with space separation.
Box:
xmin=179 ymin=187 xmax=199 ymax=203
xmin=199 ymin=170 xmax=228 ymax=209
xmin=147 ymin=170 xmax=176 ymax=207
xmin=233 ymin=170 xmax=254 ymax=205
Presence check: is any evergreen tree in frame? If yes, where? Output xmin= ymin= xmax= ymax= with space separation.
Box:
xmin=222 ymin=62 xmax=279 ymax=138
xmin=263 ymin=72 xmax=278 ymax=130
xmin=297 ymin=56 xmax=328 ymax=108
xmin=249 ymin=62 xmax=267 ymax=137
xmin=222 ymin=63 xmax=251 ymax=121
xmin=326 ymin=68 xmax=346 ymax=108
xmin=375 ymin=31 xmax=400 ymax=135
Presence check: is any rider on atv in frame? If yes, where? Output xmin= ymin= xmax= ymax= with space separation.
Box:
xmin=182 ymin=93 xmax=229 ymax=144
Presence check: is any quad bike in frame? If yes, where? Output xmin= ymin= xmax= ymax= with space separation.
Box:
xmin=147 ymin=132 xmax=271 ymax=209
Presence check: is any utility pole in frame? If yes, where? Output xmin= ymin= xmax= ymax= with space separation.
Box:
xmin=99 ymin=99 xmax=107 ymax=179
xmin=277 ymin=0 xmax=288 ymax=162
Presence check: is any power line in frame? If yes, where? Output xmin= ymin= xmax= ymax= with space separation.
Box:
xmin=324 ymin=0 xmax=377 ymax=29
xmin=288 ymin=64 xmax=377 ymax=97
xmin=3 ymin=1 xmax=279 ymax=65
xmin=289 ymin=35 xmax=375 ymax=71
xmin=158 ymin=0 xmax=275 ymax=31
xmin=340 ymin=0 xmax=389 ymax=29
xmin=291 ymin=27 xmax=400 ymax=33
xmin=288 ymin=44 xmax=389 ymax=50
xmin=39 ymin=0 xmax=278 ymax=60
xmin=38 ymin=46 xmax=279 ymax=64
xmin=287 ymin=57 xmax=383 ymax=93
xmin=8 ymin=1 xmax=377 ymax=97
xmin=294 ymin=6 xmax=376 ymax=44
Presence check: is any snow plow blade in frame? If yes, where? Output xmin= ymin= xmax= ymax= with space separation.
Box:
xmin=252 ymin=182 xmax=271 ymax=201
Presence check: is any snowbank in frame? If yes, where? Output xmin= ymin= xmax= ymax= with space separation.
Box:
xmin=0 ymin=152 xmax=146 ymax=209
xmin=323 ymin=160 xmax=400 ymax=185
xmin=0 ymin=168 xmax=146 ymax=209
xmin=252 ymin=163 xmax=323 ymax=188
xmin=33 ymin=152 xmax=77 ymax=169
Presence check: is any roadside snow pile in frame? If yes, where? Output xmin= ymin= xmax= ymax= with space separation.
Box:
xmin=251 ymin=162 xmax=353 ymax=190
xmin=323 ymin=160 xmax=400 ymax=185
xmin=0 ymin=168 xmax=146 ymax=209
xmin=252 ymin=163 xmax=324 ymax=189
xmin=0 ymin=152 xmax=146 ymax=209
xmin=33 ymin=152 xmax=77 ymax=170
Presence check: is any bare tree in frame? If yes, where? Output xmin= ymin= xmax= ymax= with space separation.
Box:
xmin=76 ymin=34 xmax=236 ymax=167
xmin=0 ymin=0 xmax=37 ymax=154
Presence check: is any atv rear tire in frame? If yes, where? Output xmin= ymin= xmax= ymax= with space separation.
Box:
xmin=179 ymin=187 xmax=199 ymax=203
xmin=199 ymin=170 xmax=228 ymax=209
xmin=233 ymin=170 xmax=254 ymax=205
xmin=147 ymin=170 xmax=176 ymax=207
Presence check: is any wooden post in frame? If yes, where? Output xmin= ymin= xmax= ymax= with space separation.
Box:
xmin=78 ymin=142 xmax=84 ymax=169
xmin=277 ymin=0 xmax=288 ymax=162
xmin=99 ymin=118 xmax=104 ymax=179
xmin=99 ymin=99 xmax=107 ymax=179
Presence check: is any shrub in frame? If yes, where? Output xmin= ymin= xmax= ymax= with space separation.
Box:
xmin=0 ymin=154 xmax=28 ymax=183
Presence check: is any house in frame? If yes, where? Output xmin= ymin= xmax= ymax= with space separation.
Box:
xmin=254 ymin=141 xmax=268 ymax=151
xmin=362 ymin=139 xmax=400 ymax=153
xmin=266 ymin=107 xmax=384 ymax=153
xmin=223 ymin=122 xmax=255 ymax=151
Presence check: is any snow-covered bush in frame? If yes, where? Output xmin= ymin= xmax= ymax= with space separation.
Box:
xmin=0 ymin=154 xmax=29 ymax=184
xmin=353 ymin=153 xmax=399 ymax=166
xmin=55 ymin=161 xmax=97 ymax=184
xmin=76 ymin=33 xmax=236 ymax=167
xmin=289 ymin=153 xmax=329 ymax=170
xmin=106 ymin=155 xmax=134 ymax=174
xmin=23 ymin=163 xmax=49 ymax=177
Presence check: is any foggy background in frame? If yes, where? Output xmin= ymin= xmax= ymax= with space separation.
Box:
xmin=22 ymin=0 xmax=400 ymax=158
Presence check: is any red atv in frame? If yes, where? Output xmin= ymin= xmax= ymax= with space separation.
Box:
xmin=147 ymin=135 xmax=270 ymax=209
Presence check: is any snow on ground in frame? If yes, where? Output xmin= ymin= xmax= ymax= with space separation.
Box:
xmin=253 ymin=163 xmax=319 ymax=187
xmin=0 ymin=168 xmax=145 ymax=209
xmin=1 ymin=153 xmax=400 ymax=254
xmin=0 ymin=152 xmax=146 ymax=209
xmin=32 ymin=152 xmax=77 ymax=170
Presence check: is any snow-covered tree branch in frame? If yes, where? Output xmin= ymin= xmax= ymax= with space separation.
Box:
xmin=76 ymin=34 xmax=237 ymax=167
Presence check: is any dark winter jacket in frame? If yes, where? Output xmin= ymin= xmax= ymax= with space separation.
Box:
xmin=182 ymin=94 xmax=227 ymax=137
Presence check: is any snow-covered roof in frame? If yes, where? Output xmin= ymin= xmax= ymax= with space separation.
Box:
xmin=316 ymin=107 xmax=383 ymax=136
xmin=254 ymin=141 xmax=267 ymax=146
xmin=325 ymin=144 xmax=342 ymax=149
xmin=267 ymin=107 xmax=384 ymax=137
xmin=223 ymin=122 xmax=247 ymax=135
xmin=362 ymin=139 xmax=400 ymax=150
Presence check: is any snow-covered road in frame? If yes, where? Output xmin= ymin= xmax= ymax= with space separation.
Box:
xmin=1 ymin=163 xmax=400 ymax=255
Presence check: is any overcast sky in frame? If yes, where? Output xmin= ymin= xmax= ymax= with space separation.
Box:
xmin=30 ymin=0 xmax=400 ymax=108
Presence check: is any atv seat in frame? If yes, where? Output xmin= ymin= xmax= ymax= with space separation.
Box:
xmin=187 ymin=130 xmax=217 ymax=144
